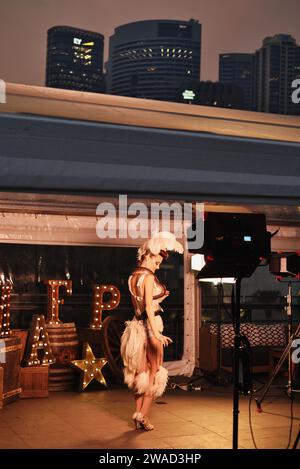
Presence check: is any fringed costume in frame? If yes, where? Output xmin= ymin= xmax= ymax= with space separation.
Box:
xmin=121 ymin=267 xmax=169 ymax=398
xmin=120 ymin=231 xmax=184 ymax=399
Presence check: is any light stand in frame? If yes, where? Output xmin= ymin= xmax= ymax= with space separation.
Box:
xmin=198 ymin=277 xmax=234 ymax=386
xmin=201 ymin=274 xmax=250 ymax=448
xmin=255 ymin=279 xmax=300 ymax=411
xmin=188 ymin=211 xmax=271 ymax=450
xmin=286 ymin=282 xmax=293 ymax=397
xmin=216 ymin=283 xmax=223 ymax=383
xmin=215 ymin=281 xmax=233 ymax=386
xmin=232 ymin=275 xmax=242 ymax=450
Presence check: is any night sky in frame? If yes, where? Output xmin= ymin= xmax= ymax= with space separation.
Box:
xmin=1 ymin=0 xmax=300 ymax=85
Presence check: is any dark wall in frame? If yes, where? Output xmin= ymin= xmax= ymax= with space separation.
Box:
xmin=1 ymin=243 xmax=184 ymax=360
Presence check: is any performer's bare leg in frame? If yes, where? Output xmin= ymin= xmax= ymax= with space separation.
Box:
xmin=134 ymin=350 xmax=147 ymax=414
xmin=134 ymin=393 xmax=144 ymax=413
xmin=139 ymin=336 xmax=163 ymax=420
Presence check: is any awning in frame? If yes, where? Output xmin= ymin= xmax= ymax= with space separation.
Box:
xmin=1 ymin=111 xmax=300 ymax=204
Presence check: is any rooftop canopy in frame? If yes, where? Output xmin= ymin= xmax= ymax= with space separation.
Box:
xmin=0 ymin=83 xmax=300 ymax=204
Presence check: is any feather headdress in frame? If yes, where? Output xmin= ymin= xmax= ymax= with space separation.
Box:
xmin=137 ymin=231 xmax=184 ymax=261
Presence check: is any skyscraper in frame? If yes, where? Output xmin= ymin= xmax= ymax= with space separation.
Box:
xmin=107 ymin=19 xmax=201 ymax=102
xmin=254 ymin=34 xmax=300 ymax=115
xmin=219 ymin=53 xmax=255 ymax=110
xmin=46 ymin=26 xmax=104 ymax=93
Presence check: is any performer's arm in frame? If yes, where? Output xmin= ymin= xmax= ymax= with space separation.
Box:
xmin=144 ymin=275 xmax=172 ymax=346
xmin=144 ymin=274 xmax=161 ymax=340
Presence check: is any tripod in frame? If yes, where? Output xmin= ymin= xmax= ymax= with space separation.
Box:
xmin=292 ymin=427 xmax=300 ymax=449
xmin=255 ymin=322 xmax=300 ymax=410
xmin=284 ymin=282 xmax=297 ymax=398
xmin=255 ymin=281 xmax=300 ymax=411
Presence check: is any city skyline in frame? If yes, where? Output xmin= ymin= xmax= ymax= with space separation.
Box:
xmin=1 ymin=0 xmax=300 ymax=86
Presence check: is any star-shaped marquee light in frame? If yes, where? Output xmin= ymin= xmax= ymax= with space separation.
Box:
xmin=71 ymin=342 xmax=108 ymax=391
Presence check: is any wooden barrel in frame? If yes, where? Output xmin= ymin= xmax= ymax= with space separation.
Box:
xmin=47 ymin=367 xmax=76 ymax=392
xmin=46 ymin=322 xmax=80 ymax=391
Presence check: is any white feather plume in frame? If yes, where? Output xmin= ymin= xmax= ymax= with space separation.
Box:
xmin=152 ymin=366 xmax=168 ymax=398
xmin=137 ymin=231 xmax=183 ymax=261
xmin=121 ymin=318 xmax=147 ymax=389
xmin=134 ymin=370 xmax=150 ymax=395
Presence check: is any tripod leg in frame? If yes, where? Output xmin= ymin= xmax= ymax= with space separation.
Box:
xmin=255 ymin=323 xmax=300 ymax=411
xmin=292 ymin=428 xmax=300 ymax=450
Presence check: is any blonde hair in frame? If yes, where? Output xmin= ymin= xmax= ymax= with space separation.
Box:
xmin=137 ymin=249 xmax=169 ymax=266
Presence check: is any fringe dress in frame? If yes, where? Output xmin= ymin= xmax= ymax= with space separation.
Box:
xmin=120 ymin=267 xmax=169 ymax=398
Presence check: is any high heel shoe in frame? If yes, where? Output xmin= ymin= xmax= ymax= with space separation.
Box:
xmin=132 ymin=412 xmax=142 ymax=429
xmin=137 ymin=414 xmax=154 ymax=431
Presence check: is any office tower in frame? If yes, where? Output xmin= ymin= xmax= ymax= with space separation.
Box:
xmin=254 ymin=34 xmax=300 ymax=115
xmin=46 ymin=25 xmax=104 ymax=92
xmin=107 ymin=19 xmax=201 ymax=102
xmin=219 ymin=53 xmax=254 ymax=110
